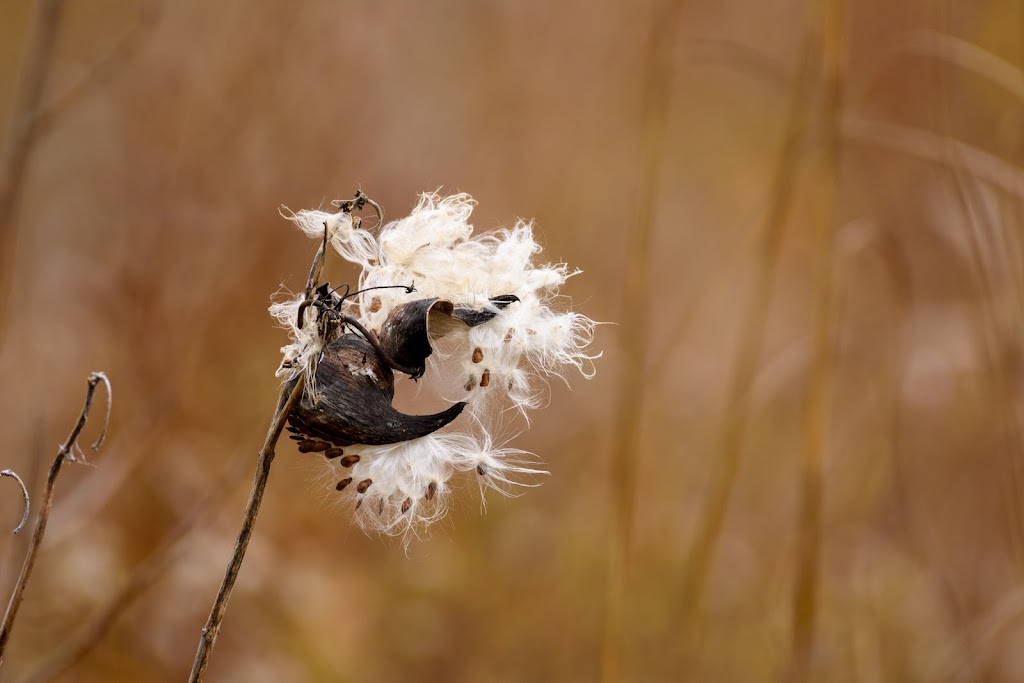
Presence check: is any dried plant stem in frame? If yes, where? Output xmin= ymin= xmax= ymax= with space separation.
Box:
xmin=0 ymin=470 xmax=30 ymax=535
xmin=0 ymin=372 xmax=110 ymax=665
xmin=188 ymin=375 xmax=305 ymax=682
xmin=599 ymin=1 xmax=680 ymax=681
xmin=675 ymin=31 xmax=816 ymax=642
xmin=788 ymin=0 xmax=844 ymax=679
xmin=0 ymin=0 xmax=64 ymax=309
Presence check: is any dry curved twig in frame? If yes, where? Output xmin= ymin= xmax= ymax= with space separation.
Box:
xmin=0 ymin=372 xmax=111 ymax=665
xmin=0 ymin=470 xmax=29 ymax=535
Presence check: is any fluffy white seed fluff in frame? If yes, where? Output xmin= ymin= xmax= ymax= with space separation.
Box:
xmin=273 ymin=192 xmax=599 ymax=538
xmin=323 ymin=430 xmax=546 ymax=538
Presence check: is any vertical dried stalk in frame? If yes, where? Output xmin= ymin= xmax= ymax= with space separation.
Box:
xmin=674 ymin=23 xmax=816 ymax=646
xmin=0 ymin=0 xmax=64 ymax=307
xmin=1005 ymin=0 xmax=1024 ymax=576
xmin=0 ymin=371 xmax=111 ymax=664
xmin=187 ymin=375 xmax=305 ymax=682
xmin=788 ymin=0 xmax=844 ymax=679
xmin=600 ymin=1 xmax=681 ymax=681
xmin=189 ymin=228 xmax=332 ymax=681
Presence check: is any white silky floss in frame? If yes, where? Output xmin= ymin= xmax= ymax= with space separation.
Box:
xmin=275 ymin=192 xmax=599 ymax=538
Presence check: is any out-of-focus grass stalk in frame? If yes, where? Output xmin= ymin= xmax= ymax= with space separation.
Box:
xmin=928 ymin=5 xmax=1024 ymax=579
xmin=0 ymin=0 xmax=63 ymax=316
xmin=1006 ymin=0 xmax=1024 ymax=575
xmin=673 ymin=18 xmax=817 ymax=654
xmin=788 ymin=0 xmax=844 ymax=679
xmin=600 ymin=1 xmax=681 ymax=680
xmin=952 ymin=152 xmax=1024 ymax=577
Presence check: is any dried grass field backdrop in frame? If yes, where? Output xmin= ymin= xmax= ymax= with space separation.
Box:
xmin=2 ymin=0 xmax=1024 ymax=681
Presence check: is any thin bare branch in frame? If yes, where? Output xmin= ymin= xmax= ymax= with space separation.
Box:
xmin=189 ymin=227 xmax=327 ymax=680
xmin=86 ymin=373 xmax=112 ymax=452
xmin=0 ymin=471 xmax=29 ymax=535
xmin=0 ymin=372 xmax=111 ymax=665
xmin=187 ymin=375 xmax=305 ymax=682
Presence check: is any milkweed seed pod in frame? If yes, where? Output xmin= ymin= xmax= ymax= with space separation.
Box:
xmin=271 ymin=192 xmax=599 ymax=539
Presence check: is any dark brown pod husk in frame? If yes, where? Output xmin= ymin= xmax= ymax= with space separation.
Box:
xmin=379 ymin=298 xmax=454 ymax=379
xmin=288 ymin=333 xmax=465 ymax=447
xmin=288 ymin=294 xmax=518 ymax=449
xmin=452 ymin=294 xmax=519 ymax=326
xmin=378 ymin=295 xmax=520 ymax=379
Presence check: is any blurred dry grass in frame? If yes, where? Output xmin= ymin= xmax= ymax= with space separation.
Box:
xmin=2 ymin=0 xmax=1024 ymax=681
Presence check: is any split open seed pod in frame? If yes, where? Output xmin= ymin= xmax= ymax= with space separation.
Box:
xmin=287 ymin=295 xmax=518 ymax=448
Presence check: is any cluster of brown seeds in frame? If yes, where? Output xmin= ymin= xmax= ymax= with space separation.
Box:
xmin=289 ymin=431 xmax=361 ymax=466
xmin=464 ymin=346 xmax=493 ymax=391
xmin=289 ymin=425 xmax=451 ymax=518
xmin=463 ymin=326 xmax=535 ymax=393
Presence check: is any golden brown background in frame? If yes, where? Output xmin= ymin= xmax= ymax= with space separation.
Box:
xmin=2 ymin=0 xmax=1023 ymax=681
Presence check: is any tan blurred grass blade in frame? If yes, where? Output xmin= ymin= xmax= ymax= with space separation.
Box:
xmin=600 ymin=1 xmax=682 ymax=680
xmin=787 ymin=0 xmax=844 ymax=679
xmin=927 ymin=16 xmax=1024 ymax=585
xmin=0 ymin=0 xmax=63 ymax=317
xmin=843 ymin=118 xmax=1024 ymax=199
xmin=672 ymin=22 xmax=817 ymax=660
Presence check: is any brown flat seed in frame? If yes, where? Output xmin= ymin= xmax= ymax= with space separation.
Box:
xmin=401 ymin=498 xmax=412 ymax=513
xmin=286 ymin=426 xmax=299 ymax=433
xmin=472 ymin=347 xmax=484 ymax=363
xmin=355 ymin=498 xmax=363 ymax=510
xmin=357 ymin=478 xmax=373 ymax=494
xmin=426 ymin=482 xmax=437 ymax=501
xmin=324 ymin=447 xmax=345 ymax=459
xmin=289 ymin=434 xmax=304 ymax=441
xmin=336 ymin=477 xmax=352 ymax=491
xmin=477 ymin=463 xmax=488 ymax=476
xmin=301 ymin=441 xmax=330 ymax=453
xmin=368 ymin=297 xmax=382 ymax=313
xmin=297 ymin=440 xmax=318 ymax=452
xmin=504 ymin=328 xmax=515 ymax=343
xmin=464 ymin=376 xmax=476 ymax=392
xmin=339 ymin=454 xmax=360 ymax=468
xmin=479 ymin=369 xmax=491 ymax=387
